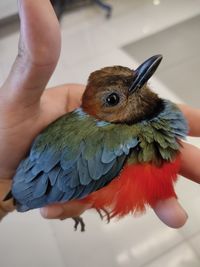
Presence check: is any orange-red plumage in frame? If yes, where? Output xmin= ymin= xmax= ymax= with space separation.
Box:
xmin=82 ymin=155 xmax=181 ymax=219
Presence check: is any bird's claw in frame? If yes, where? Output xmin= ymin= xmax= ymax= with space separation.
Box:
xmin=72 ymin=216 xmax=85 ymax=232
xmin=96 ymin=208 xmax=111 ymax=223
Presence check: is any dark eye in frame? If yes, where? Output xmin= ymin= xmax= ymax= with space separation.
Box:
xmin=106 ymin=93 xmax=120 ymax=106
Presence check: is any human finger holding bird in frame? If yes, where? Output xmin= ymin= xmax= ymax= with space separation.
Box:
xmin=0 ymin=0 xmax=62 ymax=218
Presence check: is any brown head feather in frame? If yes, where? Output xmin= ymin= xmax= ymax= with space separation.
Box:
xmin=82 ymin=66 xmax=163 ymax=124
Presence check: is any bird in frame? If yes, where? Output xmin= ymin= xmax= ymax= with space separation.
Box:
xmin=5 ymin=55 xmax=188 ymax=231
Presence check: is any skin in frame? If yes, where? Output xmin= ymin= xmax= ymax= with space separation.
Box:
xmin=0 ymin=0 xmax=200 ymax=229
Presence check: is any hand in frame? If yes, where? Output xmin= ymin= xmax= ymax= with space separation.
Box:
xmin=0 ymin=0 xmax=85 ymax=219
xmin=153 ymin=104 xmax=200 ymax=227
xmin=1 ymin=0 xmax=200 ymax=229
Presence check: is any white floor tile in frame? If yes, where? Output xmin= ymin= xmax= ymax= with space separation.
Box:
xmin=144 ymin=243 xmax=200 ymax=267
xmin=50 ymin=208 xmax=184 ymax=267
xmin=0 ymin=32 xmax=18 ymax=85
xmin=0 ymin=211 xmax=65 ymax=267
xmin=175 ymin=138 xmax=200 ymax=238
xmin=176 ymin=180 xmax=200 ymax=239
xmin=49 ymin=48 xmax=134 ymax=86
xmin=189 ymin=233 xmax=200 ymax=258
xmin=106 ymin=0 xmax=200 ymax=47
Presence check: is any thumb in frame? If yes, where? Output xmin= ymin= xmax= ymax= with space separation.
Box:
xmin=153 ymin=197 xmax=188 ymax=228
xmin=1 ymin=0 xmax=61 ymax=107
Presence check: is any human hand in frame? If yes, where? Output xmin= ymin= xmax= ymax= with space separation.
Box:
xmin=153 ymin=104 xmax=200 ymax=227
xmin=0 ymin=0 xmax=85 ymax=219
xmin=1 ymin=0 xmax=200 ymax=229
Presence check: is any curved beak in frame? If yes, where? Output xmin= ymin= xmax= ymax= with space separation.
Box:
xmin=129 ymin=54 xmax=163 ymax=93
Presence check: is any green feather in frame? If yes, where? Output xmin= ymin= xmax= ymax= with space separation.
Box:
xmin=33 ymin=101 xmax=185 ymax=167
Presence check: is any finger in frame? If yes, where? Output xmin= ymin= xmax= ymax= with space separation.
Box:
xmin=178 ymin=104 xmax=200 ymax=137
xmin=153 ymin=197 xmax=188 ymax=228
xmin=37 ymin=84 xmax=85 ymax=130
xmin=40 ymin=200 xmax=91 ymax=220
xmin=41 ymin=83 xmax=85 ymax=115
xmin=154 ymin=141 xmax=200 ymax=227
xmin=66 ymin=84 xmax=85 ymax=112
xmin=180 ymin=142 xmax=200 ymax=183
xmin=1 ymin=0 xmax=61 ymax=106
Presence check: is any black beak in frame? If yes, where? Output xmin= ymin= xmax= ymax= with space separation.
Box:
xmin=129 ymin=55 xmax=163 ymax=93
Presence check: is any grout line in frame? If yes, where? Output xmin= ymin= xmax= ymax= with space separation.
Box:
xmin=157 ymin=55 xmax=200 ymax=76
xmin=140 ymin=229 xmax=200 ymax=267
xmin=47 ymin=221 xmax=67 ymax=267
xmin=139 ymin=238 xmax=196 ymax=267
xmin=183 ymin=230 xmax=200 ymax=260
xmin=120 ymin=13 xmax=200 ymax=48
xmin=181 ymin=229 xmax=200 ymax=242
xmin=0 ymin=14 xmax=19 ymax=39
xmin=184 ymin=237 xmax=200 ymax=264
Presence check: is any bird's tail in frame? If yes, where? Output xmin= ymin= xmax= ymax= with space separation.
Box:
xmin=3 ymin=190 xmax=13 ymax=201
xmin=0 ymin=191 xmax=16 ymax=221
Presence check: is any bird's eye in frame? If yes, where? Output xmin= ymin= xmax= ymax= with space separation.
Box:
xmin=106 ymin=93 xmax=120 ymax=106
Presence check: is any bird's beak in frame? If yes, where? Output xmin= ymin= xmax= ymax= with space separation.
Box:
xmin=129 ymin=54 xmax=163 ymax=93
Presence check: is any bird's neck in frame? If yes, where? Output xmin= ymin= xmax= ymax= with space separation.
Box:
xmin=74 ymin=108 xmax=110 ymax=127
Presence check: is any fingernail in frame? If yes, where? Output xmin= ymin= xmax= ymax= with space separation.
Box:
xmin=40 ymin=206 xmax=64 ymax=218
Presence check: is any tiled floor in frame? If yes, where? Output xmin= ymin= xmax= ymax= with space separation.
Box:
xmin=0 ymin=1 xmax=200 ymax=267
xmin=123 ymin=14 xmax=200 ymax=108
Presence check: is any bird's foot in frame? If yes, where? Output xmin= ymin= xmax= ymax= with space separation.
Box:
xmin=96 ymin=208 xmax=111 ymax=223
xmin=72 ymin=216 xmax=85 ymax=232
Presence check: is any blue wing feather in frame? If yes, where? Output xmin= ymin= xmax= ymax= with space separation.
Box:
xmin=43 ymin=149 xmax=61 ymax=172
xmin=33 ymin=173 xmax=49 ymax=198
xmin=12 ymin=111 xmax=139 ymax=211
xmin=101 ymin=148 xmax=116 ymax=163
xmin=60 ymin=147 xmax=82 ymax=170
xmin=12 ymin=136 xmax=137 ymax=211
xmin=24 ymin=169 xmax=39 ymax=183
xmin=48 ymin=166 xmax=61 ymax=186
xmin=47 ymin=186 xmax=65 ymax=203
xmin=77 ymin=154 xmax=92 ymax=185
xmin=87 ymin=147 xmax=104 ymax=180
xmin=22 ymin=158 xmax=35 ymax=172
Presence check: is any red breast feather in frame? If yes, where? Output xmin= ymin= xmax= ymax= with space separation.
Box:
xmin=82 ymin=155 xmax=180 ymax=219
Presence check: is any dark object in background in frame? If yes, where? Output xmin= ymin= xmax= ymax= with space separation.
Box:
xmin=50 ymin=0 xmax=112 ymax=20
xmin=50 ymin=0 xmax=66 ymax=20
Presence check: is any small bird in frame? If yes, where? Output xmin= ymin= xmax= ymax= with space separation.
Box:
xmin=6 ymin=55 xmax=188 ymax=231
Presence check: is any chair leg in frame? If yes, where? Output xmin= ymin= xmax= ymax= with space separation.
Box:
xmin=50 ymin=0 xmax=66 ymax=20
xmin=93 ymin=0 xmax=112 ymax=18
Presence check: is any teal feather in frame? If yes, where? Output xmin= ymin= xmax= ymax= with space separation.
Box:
xmin=48 ymin=166 xmax=61 ymax=186
xmin=22 ymin=158 xmax=35 ymax=172
xmin=77 ymin=154 xmax=92 ymax=185
xmin=47 ymin=186 xmax=66 ymax=203
xmin=33 ymin=173 xmax=49 ymax=198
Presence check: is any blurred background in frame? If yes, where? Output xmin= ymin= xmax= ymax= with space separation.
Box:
xmin=0 ymin=0 xmax=200 ymax=266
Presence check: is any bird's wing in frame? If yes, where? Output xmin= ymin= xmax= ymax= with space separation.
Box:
xmin=12 ymin=111 xmax=139 ymax=211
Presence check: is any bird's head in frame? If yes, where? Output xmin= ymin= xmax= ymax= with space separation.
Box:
xmin=82 ymin=55 xmax=164 ymax=124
